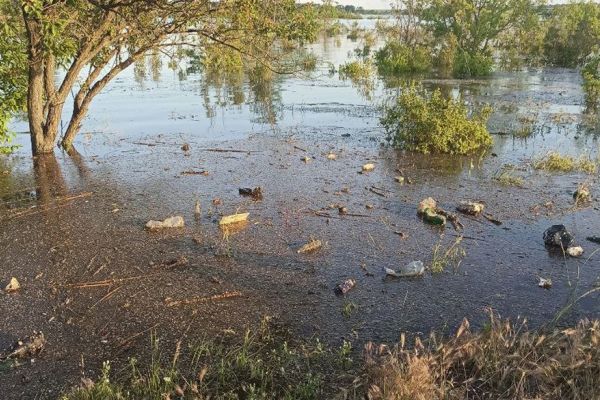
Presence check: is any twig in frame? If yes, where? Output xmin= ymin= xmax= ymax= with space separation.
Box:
xmin=117 ymin=322 xmax=161 ymax=348
xmin=166 ymin=290 xmax=242 ymax=307
xmin=88 ymin=286 xmax=122 ymax=311
xmin=368 ymin=187 xmax=387 ymax=197
xmin=197 ymin=148 xmax=260 ymax=154
xmin=5 ymin=192 xmax=93 ymax=220
xmin=63 ymin=273 xmax=162 ymax=289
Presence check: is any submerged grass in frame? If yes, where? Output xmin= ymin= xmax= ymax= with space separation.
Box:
xmin=494 ymin=164 xmax=525 ymax=187
xmin=533 ymin=152 xmax=598 ymax=174
xmin=61 ymin=313 xmax=600 ymax=400
xmin=431 ymin=236 xmax=465 ymax=273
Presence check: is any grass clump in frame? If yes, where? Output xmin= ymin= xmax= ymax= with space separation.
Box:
xmin=364 ymin=315 xmax=600 ymax=400
xmin=61 ymin=318 xmax=354 ymax=400
xmin=381 ymin=85 xmax=493 ymax=155
xmin=338 ymin=60 xmax=374 ymax=81
xmin=494 ymin=165 xmax=525 ymax=187
xmin=374 ymin=41 xmax=432 ymax=74
xmin=430 ymin=236 xmax=465 ymax=274
xmin=533 ymin=152 xmax=598 ymax=174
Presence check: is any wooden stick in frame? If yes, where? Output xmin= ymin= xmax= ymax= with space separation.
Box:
xmin=5 ymin=192 xmax=93 ymax=220
xmin=88 ymin=286 xmax=122 ymax=311
xmin=197 ymin=148 xmax=260 ymax=154
xmin=63 ymin=272 xmax=162 ymax=289
xmin=166 ymin=290 xmax=242 ymax=307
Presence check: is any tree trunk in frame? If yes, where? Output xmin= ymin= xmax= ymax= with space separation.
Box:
xmin=61 ymin=105 xmax=88 ymax=151
xmin=23 ymin=11 xmax=58 ymax=155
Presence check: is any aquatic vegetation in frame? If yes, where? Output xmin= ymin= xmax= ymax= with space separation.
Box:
xmin=582 ymin=55 xmax=600 ymax=110
xmin=365 ymin=316 xmax=600 ymax=400
xmin=381 ymin=85 xmax=493 ymax=155
xmin=452 ymin=49 xmax=494 ymax=78
xmin=533 ymin=152 xmax=598 ymax=174
xmin=342 ymin=301 xmax=358 ymax=317
xmin=494 ymin=166 xmax=525 ymax=187
xmin=338 ymin=60 xmax=374 ymax=80
xmin=374 ymin=41 xmax=432 ymax=74
xmin=431 ymin=236 xmax=466 ymax=273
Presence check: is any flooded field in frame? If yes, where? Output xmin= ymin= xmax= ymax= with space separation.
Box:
xmin=1 ymin=19 xmax=600 ymax=398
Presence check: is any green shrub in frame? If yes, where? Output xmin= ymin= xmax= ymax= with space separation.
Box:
xmin=582 ymin=55 xmax=600 ymax=110
xmin=452 ymin=50 xmax=494 ymax=78
xmin=381 ymin=85 xmax=493 ymax=154
xmin=338 ymin=60 xmax=374 ymax=80
xmin=374 ymin=41 xmax=432 ymax=74
xmin=544 ymin=2 xmax=600 ymax=68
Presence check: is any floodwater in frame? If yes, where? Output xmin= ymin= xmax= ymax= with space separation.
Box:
xmin=1 ymin=19 xmax=600 ymax=398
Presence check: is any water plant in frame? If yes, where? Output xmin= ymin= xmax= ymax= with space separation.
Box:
xmin=533 ymin=152 xmax=598 ymax=174
xmin=381 ymin=85 xmax=493 ymax=155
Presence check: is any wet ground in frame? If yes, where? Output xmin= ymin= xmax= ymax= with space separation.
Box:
xmin=1 ymin=21 xmax=600 ymax=399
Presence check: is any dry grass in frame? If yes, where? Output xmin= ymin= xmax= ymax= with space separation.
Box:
xmin=364 ymin=314 xmax=600 ymax=400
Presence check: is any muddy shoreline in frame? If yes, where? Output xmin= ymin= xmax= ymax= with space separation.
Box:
xmin=1 ymin=130 xmax=599 ymax=398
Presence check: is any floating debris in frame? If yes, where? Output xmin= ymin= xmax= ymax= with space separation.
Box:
xmin=239 ymin=187 xmax=263 ymax=200
xmin=335 ymin=278 xmax=356 ymax=295
xmin=573 ymin=185 xmax=591 ymax=203
xmin=194 ymin=200 xmax=201 ymax=218
xmin=538 ymin=277 xmax=552 ymax=289
xmin=181 ymin=143 xmax=190 ymax=152
xmin=566 ymin=246 xmax=584 ymax=258
xmin=456 ymin=201 xmax=485 ymax=216
xmin=587 ymin=236 xmax=600 ymax=244
xmin=418 ymin=197 xmax=437 ymax=214
xmin=146 ymin=216 xmax=185 ymax=231
xmin=180 ymin=170 xmax=208 ymax=176
xmin=543 ymin=225 xmax=574 ymax=248
xmin=362 ymin=163 xmax=375 ymax=172
xmin=326 ymin=152 xmax=337 ymax=160
xmin=0 ymin=332 xmax=46 ymax=360
xmin=338 ymin=206 xmax=348 ymax=215
xmin=395 ymin=176 xmax=405 ymax=184
xmin=423 ymin=209 xmax=447 ymax=226
xmin=297 ymin=239 xmax=323 ymax=254
xmin=384 ymin=261 xmax=425 ymax=278
xmin=219 ymin=213 xmax=249 ymax=226
xmin=394 ymin=231 xmax=408 ymax=239
xmin=418 ymin=198 xmax=447 ymax=227
xmin=301 ymin=156 xmax=311 ymax=163
xmin=5 ymin=277 xmax=21 ymax=293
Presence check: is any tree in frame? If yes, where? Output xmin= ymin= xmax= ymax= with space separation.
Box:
xmin=0 ymin=0 xmax=318 ymax=155
xmin=421 ymin=0 xmax=542 ymax=76
xmin=544 ymin=1 xmax=600 ymax=68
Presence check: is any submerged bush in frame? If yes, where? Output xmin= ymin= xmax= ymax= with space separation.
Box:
xmin=338 ymin=60 xmax=374 ymax=81
xmin=583 ymin=55 xmax=600 ymax=110
xmin=452 ymin=49 xmax=494 ymax=78
xmin=375 ymin=41 xmax=432 ymax=74
xmin=544 ymin=2 xmax=600 ymax=68
xmin=381 ymin=86 xmax=493 ymax=154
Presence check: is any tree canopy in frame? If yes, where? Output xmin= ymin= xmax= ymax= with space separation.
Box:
xmin=0 ymin=0 xmax=319 ymax=155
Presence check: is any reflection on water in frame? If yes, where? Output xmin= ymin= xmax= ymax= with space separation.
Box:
xmin=5 ymin=18 xmax=599 ymax=164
